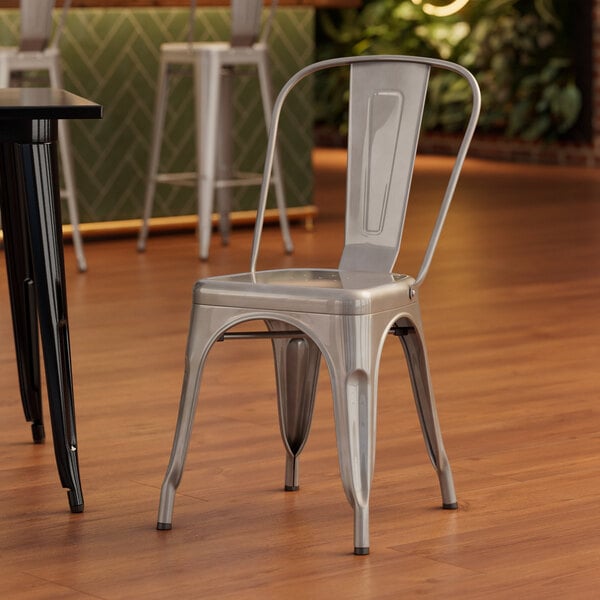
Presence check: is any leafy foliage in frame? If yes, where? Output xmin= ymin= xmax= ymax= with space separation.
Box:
xmin=316 ymin=0 xmax=582 ymax=142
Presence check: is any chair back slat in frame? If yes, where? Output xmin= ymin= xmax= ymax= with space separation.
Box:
xmin=250 ymin=56 xmax=481 ymax=281
xmin=339 ymin=61 xmax=430 ymax=273
xmin=188 ymin=1 xmax=277 ymax=47
xmin=259 ymin=0 xmax=278 ymax=44
xmin=230 ymin=0 xmax=263 ymax=46
xmin=49 ymin=0 xmax=72 ymax=49
xmin=19 ymin=0 xmax=55 ymax=52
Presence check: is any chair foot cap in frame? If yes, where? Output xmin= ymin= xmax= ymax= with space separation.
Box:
xmin=157 ymin=522 xmax=172 ymax=530
xmin=443 ymin=502 xmax=458 ymax=510
xmin=284 ymin=485 xmax=299 ymax=492
xmin=354 ymin=547 xmax=369 ymax=556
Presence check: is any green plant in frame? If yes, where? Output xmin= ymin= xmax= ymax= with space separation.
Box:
xmin=316 ymin=0 xmax=582 ymax=142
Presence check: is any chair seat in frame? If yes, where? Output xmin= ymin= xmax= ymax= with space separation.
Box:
xmin=0 ymin=46 xmax=59 ymax=72
xmin=0 ymin=46 xmax=59 ymax=57
xmin=160 ymin=41 xmax=267 ymax=65
xmin=194 ymin=268 xmax=414 ymax=315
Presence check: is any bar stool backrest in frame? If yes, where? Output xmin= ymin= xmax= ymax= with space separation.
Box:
xmin=188 ymin=0 xmax=278 ymax=47
xmin=19 ymin=0 xmax=71 ymax=52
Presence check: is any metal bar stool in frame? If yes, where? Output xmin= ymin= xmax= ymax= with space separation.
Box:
xmin=138 ymin=0 xmax=292 ymax=261
xmin=0 ymin=0 xmax=87 ymax=272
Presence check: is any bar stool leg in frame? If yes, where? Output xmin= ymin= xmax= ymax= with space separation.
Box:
xmin=138 ymin=56 xmax=170 ymax=252
xmin=195 ymin=52 xmax=221 ymax=261
xmin=216 ymin=66 xmax=234 ymax=247
xmin=257 ymin=52 xmax=293 ymax=254
xmin=0 ymin=61 xmax=8 ymax=87
xmin=49 ymin=57 xmax=87 ymax=272
xmin=57 ymin=119 xmax=86 ymax=272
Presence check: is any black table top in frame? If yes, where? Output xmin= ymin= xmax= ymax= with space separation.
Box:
xmin=0 ymin=88 xmax=102 ymax=120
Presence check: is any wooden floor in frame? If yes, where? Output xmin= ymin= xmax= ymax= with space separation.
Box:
xmin=0 ymin=148 xmax=599 ymax=599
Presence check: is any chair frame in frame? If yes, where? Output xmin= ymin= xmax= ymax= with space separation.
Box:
xmin=156 ymin=55 xmax=481 ymax=555
xmin=252 ymin=55 xmax=479 ymax=281
xmin=18 ymin=0 xmax=69 ymax=51
xmin=0 ymin=0 xmax=86 ymax=272
xmin=138 ymin=0 xmax=291 ymax=260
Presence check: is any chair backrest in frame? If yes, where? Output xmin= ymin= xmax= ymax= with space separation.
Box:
xmin=19 ymin=0 xmax=71 ymax=52
xmin=188 ymin=0 xmax=277 ymax=47
xmin=250 ymin=56 xmax=481 ymax=288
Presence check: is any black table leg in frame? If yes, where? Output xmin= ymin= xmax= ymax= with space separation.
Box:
xmin=0 ymin=89 xmax=100 ymax=513
xmin=0 ymin=142 xmax=44 ymax=444
xmin=0 ymin=124 xmax=83 ymax=513
xmin=19 ymin=138 xmax=83 ymax=512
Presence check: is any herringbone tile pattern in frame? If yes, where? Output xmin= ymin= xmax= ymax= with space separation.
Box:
xmin=0 ymin=7 xmax=314 ymax=223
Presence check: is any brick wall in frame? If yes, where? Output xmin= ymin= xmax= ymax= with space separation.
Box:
xmin=421 ymin=0 xmax=600 ymax=167
xmin=420 ymin=133 xmax=600 ymax=167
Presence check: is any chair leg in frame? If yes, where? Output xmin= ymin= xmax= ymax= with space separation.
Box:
xmin=328 ymin=323 xmax=379 ymax=555
xmin=397 ymin=320 xmax=457 ymax=510
xmin=267 ymin=321 xmax=320 ymax=491
xmin=195 ymin=53 xmax=221 ymax=261
xmin=256 ymin=53 xmax=293 ymax=254
xmin=216 ymin=67 xmax=234 ymax=247
xmin=138 ymin=56 xmax=170 ymax=252
xmin=157 ymin=304 xmax=215 ymax=529
xmin=49 ymin=58 xmax=87 ymax=272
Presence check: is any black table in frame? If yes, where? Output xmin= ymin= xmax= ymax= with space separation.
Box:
xmin=0 ymin=88 xmax=102 ymax=512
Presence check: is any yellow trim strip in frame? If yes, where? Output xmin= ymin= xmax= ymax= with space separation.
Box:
xmin=0 ymin=205 xmax=318 ymax=241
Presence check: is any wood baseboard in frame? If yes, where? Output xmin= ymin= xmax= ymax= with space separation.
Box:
xmin=55 ymin=205 xmax=318 ymax=240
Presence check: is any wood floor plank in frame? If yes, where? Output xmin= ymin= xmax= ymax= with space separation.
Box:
xmin=0 ymin=149 xmax=599 ymax=598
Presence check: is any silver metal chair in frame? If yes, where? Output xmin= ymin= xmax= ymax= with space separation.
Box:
xmin=0 ymin=0 xmax=87 ymax=272
xmin=138 ymin=0 xmax=292 ymax=260
xmin=156 ymin=55 xmax=481 ymax=555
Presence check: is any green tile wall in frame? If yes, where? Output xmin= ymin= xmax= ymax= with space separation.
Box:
xmin=0 ymin=7 xmax=315 ymax=223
